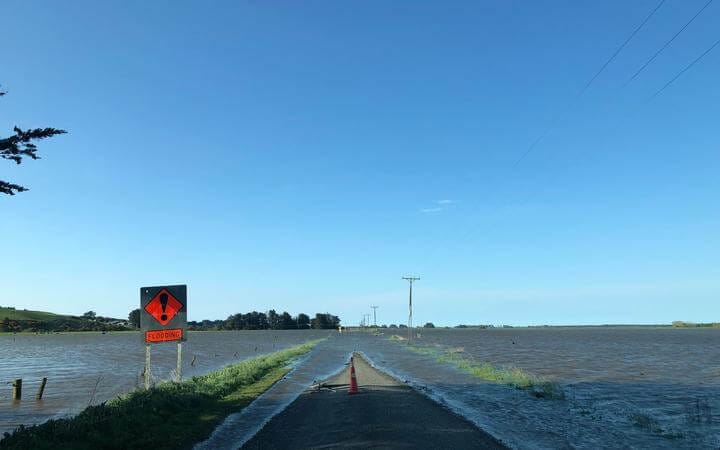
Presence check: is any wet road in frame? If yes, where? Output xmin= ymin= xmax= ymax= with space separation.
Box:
xmin=243 ymin=353 xmax=504 ymax=449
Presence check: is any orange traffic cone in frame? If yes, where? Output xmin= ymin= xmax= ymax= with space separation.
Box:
xmin=348 ymin=358 xmax=359 ymax=395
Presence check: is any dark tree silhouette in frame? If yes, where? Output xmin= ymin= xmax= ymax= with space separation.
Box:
xmin=128 ymin=308 xmax=141 ymax=329
xmin=279 ymin=311 xmax=294 ymax=329
xmin=310 ymin=313 xmax=340 ymax=330
xmin=296 ymin=313 xmax=310 ymax=329
xmin=1 ymin=86 xmax=66 ymax=195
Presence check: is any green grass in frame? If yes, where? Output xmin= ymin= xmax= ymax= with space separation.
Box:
xmin=397 ymin=341 xmax=564 ymax=399
xmin=0 ymin=339 xmax=323 ymax=450
xmin=0 ymin=307 xmax=66 ymax=321
xmin=630 ymin=413 xmax=683 ymax=440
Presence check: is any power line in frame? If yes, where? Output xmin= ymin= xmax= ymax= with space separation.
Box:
xmin=626 ymin=0 xmax=715 ymax=87
xmin=579 ymin=0 xmax=667 ymax=96
xmin=514 ymin=0 xmax=667 ymax=167
xmin=652 ymin=35 xmax=720 ymax=98
xmin=512 ymin=111 xmax=566 ymax=168
xmin=416 ymin=2 xmax=701 ymax=281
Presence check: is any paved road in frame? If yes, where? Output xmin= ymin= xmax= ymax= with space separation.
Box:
xmin=243 ymin=353 xmax=505 ymax=449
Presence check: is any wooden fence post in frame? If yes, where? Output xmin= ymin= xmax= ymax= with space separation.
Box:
xmin=11 ymin=379 xmax=22 ymax=401
xmin=36 ymin=377 xmax=48 ymax=400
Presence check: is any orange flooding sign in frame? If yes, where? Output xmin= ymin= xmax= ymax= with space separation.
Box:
xmin=144 ymin=289 xmax=183 ymax=326
xmin=145 ymin=328 xmax=183 ymax=343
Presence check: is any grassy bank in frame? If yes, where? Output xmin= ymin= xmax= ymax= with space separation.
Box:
xmin=671 ymin=321 xmax=720 ymax=328
xmin=1 ymin=307 xmax=130 ymax=333
xmin=0 ymin=339 xmax=322 ymax=450
xmin=392 ymin=338 xmax=563 ymax=399
xmin=0 ymin=307 xmax=65 ymax=321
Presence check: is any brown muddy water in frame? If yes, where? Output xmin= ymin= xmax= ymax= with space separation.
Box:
xmin=374 ymin=327 xmax=720 ymax=448
xmin=0 ymin=330 xmax=332 ymax=436
xmin=1 ymin=327 xmax=718 ymax=448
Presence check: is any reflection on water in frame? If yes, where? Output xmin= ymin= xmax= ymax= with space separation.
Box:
xmin=0 ymin=330 xmax=331 ymax=436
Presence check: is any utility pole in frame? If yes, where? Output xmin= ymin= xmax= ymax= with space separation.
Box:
xmin=402 ymin=276 xmax=420 ymax=341
xmin=371 ymin=306 xmax=378 ymax=327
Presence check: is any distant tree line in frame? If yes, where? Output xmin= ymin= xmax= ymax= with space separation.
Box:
xmin=380 ymin=323 xmax=435 ymax=328
xmin=210 ymin=310 xmax=339 ymax=331
xmin=128 ymin=308 xmax=341 ymax=331
xmin=671 ymin=321 xmax=720 ymax=328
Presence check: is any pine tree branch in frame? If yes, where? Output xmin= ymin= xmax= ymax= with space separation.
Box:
xmin=1 ymin=87 xmax=66 ymax=195
xmin=0 ymin=180 xmax=27 ymax=195
xmin=0 ymin=127 xmax=67 ymax=164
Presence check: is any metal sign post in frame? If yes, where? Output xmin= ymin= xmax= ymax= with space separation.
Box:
xmin=176 ymin=342 xmax=183 ymax=382
xmin=140 ymin=284 xmax=188 ymax=389
xmin=144 ymin=344 xmax=151 ymax=390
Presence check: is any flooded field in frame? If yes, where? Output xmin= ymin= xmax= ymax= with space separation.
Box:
xmin=0 ymin=330 xmax=332 ymax=436
xmin=198 ymin=328 xmax=720 ymax=449
xmin=2 ymin=327 xmax=719 ymax=448
xmin=371 ymin=327 xmax=720 ymax=449
xmin=411 ymin=327 xmax=719 ymax=385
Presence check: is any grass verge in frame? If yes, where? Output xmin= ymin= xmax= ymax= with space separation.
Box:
xmin=0 ymin=339 xmax=322 ymax=450
xmin=630 ymin=413 xmax=683 ymax=440
xmin=397 ymin=341 xmax=564 ymax=399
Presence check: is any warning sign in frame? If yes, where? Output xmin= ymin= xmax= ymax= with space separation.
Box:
xmin=140 ymin=285 xmax=187 ymax=343
xmin=145 ymin=289 xmax=183 ymax=326
xmin=146 ymin=328 xmax=183 ymax=343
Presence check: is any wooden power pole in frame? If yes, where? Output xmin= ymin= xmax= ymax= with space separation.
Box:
xmin=402 ymin=276 xmax=420 ymax=341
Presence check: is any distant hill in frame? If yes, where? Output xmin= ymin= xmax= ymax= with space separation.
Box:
xmin=0 ymin=306 xmax=129 ymax=333
xmin=0 ymin=306 xmax=69 ymax=321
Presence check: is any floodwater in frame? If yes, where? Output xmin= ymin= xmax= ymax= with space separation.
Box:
xmin=202 ymin=328 xmax=719 ymax=449
xmin=2 ymin=328 xmax=719 ymax=448
xmin=369 ymin=327 xmax=720 ymax=449
xmin=0 ymin=330 xmax=332 ymax=436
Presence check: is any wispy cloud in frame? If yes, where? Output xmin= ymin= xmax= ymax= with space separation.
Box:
xmin=419 ymin=199 xmax=458 ymax=213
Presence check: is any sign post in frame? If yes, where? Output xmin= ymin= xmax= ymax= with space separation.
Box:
xmin=140 ymin=285 xmax=187 ymax=389
xmin=144 ymin=344 xmax=151 ymax=390
xmin=177 ymin=342 xmax=183 ymax=382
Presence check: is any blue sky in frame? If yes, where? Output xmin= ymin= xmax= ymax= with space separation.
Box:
xmin=1 ymin=0 xmax=718 ymax=326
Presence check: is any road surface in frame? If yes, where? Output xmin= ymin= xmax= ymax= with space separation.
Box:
xmin=243 ymin=353 xmax=505 ymax=449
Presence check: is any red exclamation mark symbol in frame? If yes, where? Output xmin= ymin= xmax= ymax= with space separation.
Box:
xmin=159 ymin=292 xmax=168 ymax=322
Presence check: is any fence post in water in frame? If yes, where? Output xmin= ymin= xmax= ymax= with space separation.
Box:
xmin=11 ymin=379 xmax=22 ymax=401
xmin=176 ymin=342 xmax=182 ymax=382
xmin=36 ymin=377 xmax=47 ymax=400
xmin=144 ymin=344 xmax=151 ymax=390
